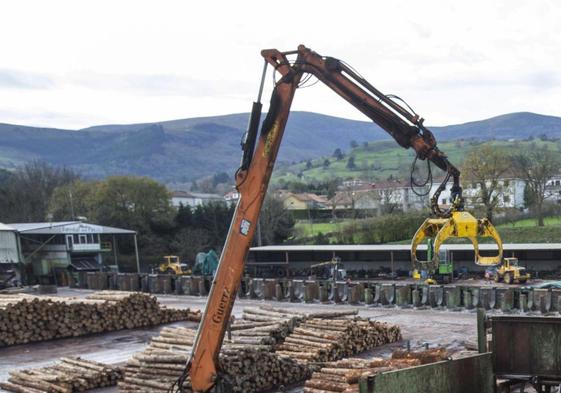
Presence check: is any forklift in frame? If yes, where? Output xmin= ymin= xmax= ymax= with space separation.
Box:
xmin=493 ymin=257 xmax=530 ymax=284
xmin=155 ymin=256 xmax=190 ymax=275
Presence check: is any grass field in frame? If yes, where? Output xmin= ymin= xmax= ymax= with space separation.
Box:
xmin=293 ymin=213 xmax=561 ymax=244
xmin=294 ymin=221 xmax=340 ymax=237
xmin=497 ymin=216 xmax=561 ymax=228
xmin=273 ymin=139 xmax=560 ymax=184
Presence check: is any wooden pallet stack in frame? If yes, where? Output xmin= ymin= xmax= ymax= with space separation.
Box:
xmin=0 ymin=291 xmax=200 ymax=346
xmin=0 ymin=357 xmax=122 ymax=392
xmin=276 ymin=317 xmax=402 ymax=363
xmin=304 ymin=347 xmax=449 ymax=393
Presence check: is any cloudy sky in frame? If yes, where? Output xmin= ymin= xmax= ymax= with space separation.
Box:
xmin=1 ymin=0 xmax=560 ymax=129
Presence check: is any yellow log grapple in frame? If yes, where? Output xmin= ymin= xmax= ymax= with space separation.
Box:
xmin=411 ymin=210 xmax=503 ymax=273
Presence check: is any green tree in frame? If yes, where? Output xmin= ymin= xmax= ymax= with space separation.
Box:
xmin=350 ymin=140 xmax=358 ymax=149
xmin=333 ymin=148 xmax=344 ymax=161
xmin=95 ymin=176 xmax=174 ymax=235
xmin=513 ymin=146 xmax=561 ymax=226
xmin=346 ymin=156 xmax=356 ymax=170
xmin=191 ymin=202 xmax=235 ymax=247
xmin=323 ymin=159 xmax=331 ymax=169
xmin=461 ymin=145 xmax=510 ymax=222
xmin=306 ymin=160 xmax=313 ymax=170
xmin=49 ymin=180 xmax=99 ymax=221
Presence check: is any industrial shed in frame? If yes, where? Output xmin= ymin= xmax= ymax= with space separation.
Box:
xmin=247 ymin=243 xmax=561 ymax=277
xmin=0 ymin=223 xmax=21 ymax=264
xmin=4 ymin=221 xmax=139 ymax=284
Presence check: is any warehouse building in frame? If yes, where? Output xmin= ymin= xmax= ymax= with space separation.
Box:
xmin=0 ymin=221 xmax=139 ymax=284
xmin=247 ymin=243 xmax=561 ymax=278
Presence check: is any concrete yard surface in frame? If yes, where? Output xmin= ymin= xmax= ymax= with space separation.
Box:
xmin=0 ymin=288 xmax=541 ymax=392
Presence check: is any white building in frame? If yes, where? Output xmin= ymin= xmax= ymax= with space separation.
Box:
xmin=545 ymin=175 xmax=561 ymax=204
xmin=331 ymin=181 xmax=428 ymax=213
xmin=224 ymin=190 xmax=240 ymax=205
xmin=429 ymin=177 xmax=526 ymax=209
xmin=171 ymin=191 xmax=225 ymax=208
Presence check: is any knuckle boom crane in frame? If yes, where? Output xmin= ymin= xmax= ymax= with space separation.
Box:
xmin=182 ymin=45 xmax=502 ymax=392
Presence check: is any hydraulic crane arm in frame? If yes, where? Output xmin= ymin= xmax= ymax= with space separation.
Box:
xmin=185 ymin=45 xmax=464 ymax=392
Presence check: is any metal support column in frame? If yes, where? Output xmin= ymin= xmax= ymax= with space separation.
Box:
xmin=112 ymin=235 xmax=119 ymax=273
xmin=133 ymin=234 xmax=140 ymax=273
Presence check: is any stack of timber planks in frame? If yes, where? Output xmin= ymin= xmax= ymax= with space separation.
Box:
xmin=0 ymin=357 xmax=122 ymax=392
xmin=276 ymin=316 xmax=402 ymax=363
xmin=0 ymin=291 xmax=200 ymax=346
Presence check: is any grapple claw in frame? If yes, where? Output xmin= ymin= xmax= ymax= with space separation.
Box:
xmin=411 ymin=211 xmax=503 ymax=273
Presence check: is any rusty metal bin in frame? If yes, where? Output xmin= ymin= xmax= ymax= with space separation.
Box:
xmin=491 ymin=315 xmax=561 ymax=384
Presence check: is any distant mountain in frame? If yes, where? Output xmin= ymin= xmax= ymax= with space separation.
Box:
xmin=0 ymin=111 xmax=560 ymax=183
xmin=431 ymin=112 xmax=561 ymax=140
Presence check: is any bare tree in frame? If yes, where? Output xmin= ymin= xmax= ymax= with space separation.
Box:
xmin=512 ymin=146 xmax=561 ymax=226
xmin=462 ymin=145 xmax=510 ymax=222
xmin=0 ymin=161 xmax=78 ymax=222
xmin=258 ymin=196 xmax=295 ymax=245
xmin=377 ymin=187 xmax=400 ymax=214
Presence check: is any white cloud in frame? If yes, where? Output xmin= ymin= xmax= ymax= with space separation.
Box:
xmin=0 ymin=0 xmax=560 ymax=129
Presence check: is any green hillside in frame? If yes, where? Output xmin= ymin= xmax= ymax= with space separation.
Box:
xmin=1 ymin=111 xmax=561 ymax=184
xmin=273 ymin=139 xmax=561 ymax=184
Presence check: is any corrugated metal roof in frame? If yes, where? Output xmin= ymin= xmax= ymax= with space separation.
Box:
xmin=0 ymin=223 xmax=16 ymax=231
xmin=8 ymin=221 xmax=135 ymax=235
xmin=250 ymin=243 xmax=561 ymax=252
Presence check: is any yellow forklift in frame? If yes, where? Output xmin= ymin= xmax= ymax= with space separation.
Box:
xmin=493 ymin=257 xmax=530 ymax=284
xmin=156 ymin=255 xmax=190 ymax=275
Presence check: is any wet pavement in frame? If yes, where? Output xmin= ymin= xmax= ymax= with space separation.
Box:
xmin=0 ymin=288 xmax=480 ymax=392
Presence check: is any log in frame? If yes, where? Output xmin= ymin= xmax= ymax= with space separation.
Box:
xmin=1 ymin=357 xmax=121 ymax=393
xmin=0 ymin=292 xmax=199 ymax=347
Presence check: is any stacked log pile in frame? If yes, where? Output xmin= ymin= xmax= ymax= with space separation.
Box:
xmin=276 ymin=318 xmax=402 ymax=363
xmin=119 ymin=306 xmax=402 ymax=392
xmin=0 ymin=291 xmax=200 ymax=346
xmin=119 ymin=324 xmax=309 ymax=392
xmin=0 ymin=357 xmax=122 ymax=392
xmin=304 ymin=348 xmax=448 ymax=393
xmin=235 ymin=305 xmax=305 ymax=343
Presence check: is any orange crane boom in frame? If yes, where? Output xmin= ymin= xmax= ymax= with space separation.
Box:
xmin=184 ymin=45 xmax=464 ymax=392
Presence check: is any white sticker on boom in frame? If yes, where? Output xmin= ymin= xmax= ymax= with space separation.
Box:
xmin=240 ymin=219 xmax=251 ymax=236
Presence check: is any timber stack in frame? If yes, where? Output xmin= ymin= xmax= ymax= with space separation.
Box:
xmin=0 ymin=357 xmax=122 ymax=392
xmin=120 ymin=305 xmax=308 ymax=392
xmin=236 ymin=305 xmax=305 ymax=343
xmin=276 ymin=317 xmax=402 ymax=363
xmin=303 ymin=349 xmax=449 ymax=393
xmin=0 ymin=291 xmax=200 ymax=347
xmin=119 ymin=325 xmax=310 ymax=392
xmin=119 ymin=306 xmax=401 ymax=392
